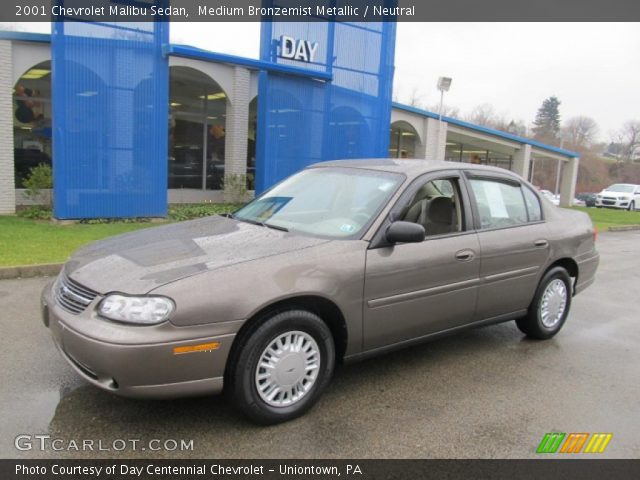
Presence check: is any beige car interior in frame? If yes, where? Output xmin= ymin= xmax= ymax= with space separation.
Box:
xmin=402 ymin=179 xmax=462 ymax=236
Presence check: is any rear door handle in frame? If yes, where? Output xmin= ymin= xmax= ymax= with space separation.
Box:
xmin=534 ymin=239 xmax=549 ymax=248
xmin=455 ymin=249 xmax=475 ymax=261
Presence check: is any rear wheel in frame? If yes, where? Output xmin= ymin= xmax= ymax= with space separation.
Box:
xmin=229 ymin=310 xmax=335 ymax=424
xmin=516 ymin=267 xmax=572 ymax=340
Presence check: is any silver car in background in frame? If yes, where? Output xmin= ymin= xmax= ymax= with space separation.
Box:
xmin=42 ymin=160 xmax=599 ymax=424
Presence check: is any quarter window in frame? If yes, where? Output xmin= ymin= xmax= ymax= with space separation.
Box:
xmin=469 ymin=178 xmax=528 ymax=229
xmin=522 ymin=186 xmax=542 ymax=222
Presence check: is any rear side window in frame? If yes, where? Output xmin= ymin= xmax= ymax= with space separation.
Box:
xmin=469 ymin=178 xmax=528 ymax=229
xmin=522 ymin=186 xmax=542 ymax=222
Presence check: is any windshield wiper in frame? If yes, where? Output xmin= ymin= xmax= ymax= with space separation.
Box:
xmin=230 ymin=214 xmax=288 ymax=232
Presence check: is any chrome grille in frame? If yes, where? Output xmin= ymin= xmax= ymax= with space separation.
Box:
xmin=54 ymin=274 xmax=98 ymax=315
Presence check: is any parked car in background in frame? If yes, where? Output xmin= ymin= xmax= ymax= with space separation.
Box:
xmin=595 ymin=184 xmax=640 ymax=210
xmin=540 ymin=189 xmax=560 ymax=206
xmin=576 ymin=192 xmax=596 ymax=207
xmin=41 ymin=160 xmax=600 ymax=424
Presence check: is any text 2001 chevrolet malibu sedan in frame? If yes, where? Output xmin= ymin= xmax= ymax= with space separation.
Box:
xmin=42 ymin=160 xmax=599 ymax=424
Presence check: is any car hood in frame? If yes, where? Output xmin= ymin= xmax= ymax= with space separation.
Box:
xmin=600 ymin=190 xmax=630 ymax=197
xmin=63 ymin=216 xmax=330 ymax=294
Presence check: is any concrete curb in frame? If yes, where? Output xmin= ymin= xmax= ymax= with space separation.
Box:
xmin=0 ymin=263 xmax=63 ymax=280
xmin=608 ymin=225 xmax=640 ymax=232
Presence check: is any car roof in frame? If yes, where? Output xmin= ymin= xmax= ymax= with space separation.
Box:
xmin=308 ymin=158 xmax=517 ymax=180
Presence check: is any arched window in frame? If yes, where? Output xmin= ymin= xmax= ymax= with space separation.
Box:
xmin=389 ymin=121 xmax=420 ymax=159
xmin=13 ymin=61 xmax=52 ymax=188
xmin=169 ymin=66 xmax=227 ymax=190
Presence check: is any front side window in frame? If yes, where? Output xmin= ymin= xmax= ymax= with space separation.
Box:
xmin=233 ymin=167 xmax=403 ymax=239
xmin=400 ymin=178 xmax=463 ymax=236
xmin=469 ymin=178 xmax=529 ymax=229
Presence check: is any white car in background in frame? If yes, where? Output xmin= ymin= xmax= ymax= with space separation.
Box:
xmin=595 ymin=184 xmax=640 ymax=210
xmin=540 ymin=189 xmax=560 ymax=206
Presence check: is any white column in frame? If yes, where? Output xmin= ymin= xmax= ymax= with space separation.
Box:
xmin=512 ymin=144 xmax=531 ymax=179
xmin=559 ymin=157 xmax=579 ymax=207
xmin=423 ymin=117 xmax=447 ymax=161
xmin=0 ymin=41 xmax=15 ymax=214
xmin=224 ymin=66 xmax=250 ymax=182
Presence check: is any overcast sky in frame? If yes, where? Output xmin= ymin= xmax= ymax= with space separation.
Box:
xmin=6 ymin=21 xmax=640 ymax=141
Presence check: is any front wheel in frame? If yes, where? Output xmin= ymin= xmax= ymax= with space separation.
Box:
xmin=629 ymin=201 xmax=635 ymax=211
xmin=516 ymin=267 xmax=572 ymax=340
xmin=229 ymin=310 xmax=335 ymax=424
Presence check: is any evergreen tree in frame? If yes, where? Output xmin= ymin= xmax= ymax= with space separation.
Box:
xmin=532 ymin=96 xmax=561 ymax=142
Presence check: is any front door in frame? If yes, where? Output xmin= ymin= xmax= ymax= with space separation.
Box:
xmin=363 ymin=174 xmax=481 ymax=351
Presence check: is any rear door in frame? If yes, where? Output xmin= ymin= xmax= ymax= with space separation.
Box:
xmin=363 ymin=171 xmax=481 ymax=350
xmin=463 ymin=172 xmax=550 ymax=320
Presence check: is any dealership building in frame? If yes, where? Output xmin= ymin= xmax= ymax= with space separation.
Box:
xmin=0 ymin=28 xmax=580 ymax=217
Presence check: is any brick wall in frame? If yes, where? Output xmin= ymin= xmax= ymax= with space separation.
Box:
xmin=0 ymin=40 xmax=15 ymax=214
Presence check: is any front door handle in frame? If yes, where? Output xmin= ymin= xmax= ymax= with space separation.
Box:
xmin=455 ymin=249 xmax=475 ymax=261
xmin=534 ymin=239 xmax=549 ymax=248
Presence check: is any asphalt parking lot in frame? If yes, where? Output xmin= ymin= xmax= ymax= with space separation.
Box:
xmin=1 ymin=231 xmax=639 ymax=459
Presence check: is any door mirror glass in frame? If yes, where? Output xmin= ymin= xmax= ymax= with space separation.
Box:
xmin=386 ymin=221 xmax=425 ymax=244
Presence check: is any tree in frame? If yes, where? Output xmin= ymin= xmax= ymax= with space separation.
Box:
xmin=427 ymin=103 xmax=460 ymax=119
xmin=532 ymin=96 xmax=561 ymax=143
xmin=465 ymin=103 xmax=500 ymax=127
xmin=617 ymin=120 xmax=640 ymax=162
xmin=407 ymin=87 xmax=424 ymax=107
xmin=562 ymin=116 xmax=599 ymax=151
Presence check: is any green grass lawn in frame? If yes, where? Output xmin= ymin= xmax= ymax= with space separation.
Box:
xmin=571 ymin=206 xmax=640 ymax=232
xmin=0 ymin=216 xmax=164 ymax=267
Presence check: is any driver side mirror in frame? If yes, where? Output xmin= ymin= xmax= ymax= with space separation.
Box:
xmin=386 ymin=221 xmax=425 ymax=244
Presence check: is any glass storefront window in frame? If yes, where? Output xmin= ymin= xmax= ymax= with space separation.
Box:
xmin=389 ymin=121 xmax=418 ymax=158
xmin=445 ymin=142 xmax=512 ymax=170
xmin=247 ymin=97 xmax=257 ymax=190
xmin=169 ymin=67 xmax=226 ymax=190
xmin=13 ymin=61 xmax=52 ymax=188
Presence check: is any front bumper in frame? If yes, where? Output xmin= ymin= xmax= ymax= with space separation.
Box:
xmin=41 ymin=281 xmax=241 ymax=399
xmin=595 ymin=197 xmax=630 ymax=208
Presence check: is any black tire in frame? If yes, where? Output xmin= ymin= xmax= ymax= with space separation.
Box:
xmin=229 ymin=310 xmax=335 ymax=424
xmin=628 ymin=201 xmax=635 ymax=211
xmin=516 ymin=267 xmax=572 ymax=340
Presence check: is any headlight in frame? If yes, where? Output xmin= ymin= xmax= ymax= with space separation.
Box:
xmin=98 ymin=294 xmax=175 ymax=325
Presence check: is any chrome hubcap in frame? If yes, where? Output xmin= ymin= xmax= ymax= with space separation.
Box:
xmin=540 ymin=279 xmax=567 ymax=328
xmin=255 ymin=331 xmax=320 ymax=407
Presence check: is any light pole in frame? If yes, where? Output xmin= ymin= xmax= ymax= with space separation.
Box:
xmin=554 ymin=134 xmax=565 ymax=196
xmin=437 ymin=76 xmax=452 ymax=122
xmin=436 ymin=77 xmax=452 ymax=160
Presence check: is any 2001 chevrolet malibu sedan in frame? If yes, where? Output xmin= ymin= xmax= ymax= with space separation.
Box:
xmin=42 ymin=160 xmax=599 ymax=424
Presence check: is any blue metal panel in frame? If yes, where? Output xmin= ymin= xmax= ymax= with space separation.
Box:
xmin=255 ymin=9 xmax=397 ymax=193
xmin=167 ymin=44 xmax=332 ymax=81
xmin=51 ymin=2 xmax=169 ymax=219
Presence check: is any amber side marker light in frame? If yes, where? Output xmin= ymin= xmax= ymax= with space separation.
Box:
xmin=593 ymin=227 xmax=598 ymax=243
xmin=173 ymin=342 xmax=220 ymax=355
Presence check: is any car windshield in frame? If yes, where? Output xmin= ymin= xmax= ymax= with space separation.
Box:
xmin=605 ymin=184 xmax=634 ymax=193
xmin=233 ymin=167 xmax=403 ymax=239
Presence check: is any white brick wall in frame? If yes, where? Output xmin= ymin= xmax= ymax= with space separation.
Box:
xmin=224 ymin=66 xmax=250 ymax=180
xmin=512 ymin=144 xmax=532 ymax=180
xmin=0 ymin=40 xmax=16 ymax=214
xmin=424 ymin=117 xmax=447 ymax=161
